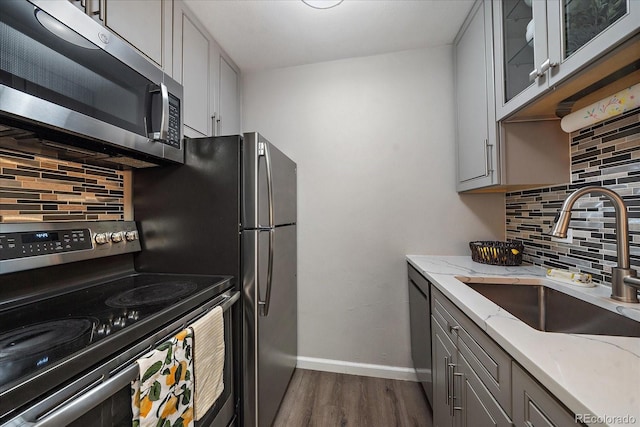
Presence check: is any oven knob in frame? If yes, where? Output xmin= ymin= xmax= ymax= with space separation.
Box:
xmin=94 ymin=233 xmax=109 ymax=245
xmin=127 ymin=310 xmax=139 ymax=321
xmin=125 ymin=231 xmax=138 ymax=242
xmin=110 ymin=232 xmax=124 ymax=243
xmin=97 ymin=324 xmax=111 ymax=335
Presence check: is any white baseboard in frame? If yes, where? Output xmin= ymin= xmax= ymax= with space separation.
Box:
xmin=297 ymin=356 xmax=418 ymax=382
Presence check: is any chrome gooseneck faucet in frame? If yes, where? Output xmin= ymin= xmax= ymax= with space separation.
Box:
xmin=550 ymin=186 xmax=640 ymax=303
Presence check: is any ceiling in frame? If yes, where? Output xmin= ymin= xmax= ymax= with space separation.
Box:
xmin=183 ymin=0 xmax=475 ymax=72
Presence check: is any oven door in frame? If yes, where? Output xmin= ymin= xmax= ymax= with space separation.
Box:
xmin=0 ymin=0 xmax=183 ymax=163
xmin=6 ymin=291 xmax=239 ymax=427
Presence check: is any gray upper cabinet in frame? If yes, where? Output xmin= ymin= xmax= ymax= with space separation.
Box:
xmin=546 ymin=0 xmax=639 ymax=87
xmin=217 ymin=55 xmax=241 ymax=136
xmin=456 ymin=0 xmax=570 ymax=193
xmin=455 ymin=0 xmax=498 ymax=192
xmin=70 ymin=0 xmax=172 ymax=72
xmin=173 ymin=0 xmax=241 ymax=139
xmin=174 ymin=2 xmax=211 ymax=138
xmin=494 ymin=0 xmax=640 ymax=120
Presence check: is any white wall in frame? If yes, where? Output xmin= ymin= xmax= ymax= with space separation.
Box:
xmin=242 ymin=46 xmax=505 ymax=379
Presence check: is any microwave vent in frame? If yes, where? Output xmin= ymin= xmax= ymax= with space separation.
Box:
xmin=0 ymin=119 xmax=163 ymax=169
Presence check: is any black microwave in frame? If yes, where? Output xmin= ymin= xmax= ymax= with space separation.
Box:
xmin=0 ymin=0 xmax=183 ymax=166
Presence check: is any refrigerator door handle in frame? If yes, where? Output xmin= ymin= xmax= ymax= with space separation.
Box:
xmin=258 ymin=141 xmax=275 ymax=228
xmin=258 ymin=141 xmax=275 ymax=316
xmin=259 ymin=228 xmax=275 ymax=317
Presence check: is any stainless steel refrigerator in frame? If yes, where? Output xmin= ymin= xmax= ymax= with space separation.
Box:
xmin=133 ymin=132 xmax=297 ymax=427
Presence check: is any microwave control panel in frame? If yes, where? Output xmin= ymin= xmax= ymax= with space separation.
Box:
xmin=165 ymin=94 xmax=181 ymax=149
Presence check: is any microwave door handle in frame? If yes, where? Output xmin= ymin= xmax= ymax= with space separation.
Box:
xmin=148 ymin=83 xmax=169 ymax=141
xmin=258 ymin=142 xmax=275 ymax=316
xmin=158 ymin=82 xmax=169 ymax=141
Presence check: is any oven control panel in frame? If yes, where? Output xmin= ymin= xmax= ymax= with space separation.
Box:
xmin=0 ymin=221 xmax=141 ymax=274
xmin=0 ymin=229 xmax=92 ymax=261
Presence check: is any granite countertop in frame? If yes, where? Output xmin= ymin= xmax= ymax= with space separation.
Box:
xmin=406 ymin=255 xmax=640 ymax=427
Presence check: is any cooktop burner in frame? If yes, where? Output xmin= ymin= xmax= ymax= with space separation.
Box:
xmin=0 ymin=272 xmax=232 ymax=418
xmin=0 ymin=318 xmax=95 ymax=359
xmin=0 ymin=318 xmax=95 ymax=385
xmin=105 ymin=281 xmax=198 ymax=308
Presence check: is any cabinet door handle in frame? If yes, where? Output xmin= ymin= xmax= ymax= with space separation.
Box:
xmin=483 ymin=139 xmax=493 ymax=177
xmin=91 ymin=0 xmax=105 ymax=21
xmin=445 ymin=356 xmax=451 ymax=410
xmin=448 ymin=324 xmax=460 ymax=334
xmin=453 ymin=371 xmax=464 ymax=412
xmin=529 ymin=68 xmax=539 ymax=82
xmin=211 ymin=114 xmax=217 ymax=136
xmin=447 ymin=361 xmax=456 ymax=416
xmin=539 ymin=58 xmax=557 ymax=74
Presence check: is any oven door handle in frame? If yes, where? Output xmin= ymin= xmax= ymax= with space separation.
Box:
xmin=220 ymin=290 xmax=240 ymax=312
xmin=25 ymin=364 xmax=139 ymax=427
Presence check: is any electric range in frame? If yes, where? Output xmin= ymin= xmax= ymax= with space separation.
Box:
xmin=0 ymin=221 xmax=235 ymax=425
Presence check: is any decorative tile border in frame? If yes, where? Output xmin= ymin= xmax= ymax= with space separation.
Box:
xmin=506 ymin=107 xmax=640 ymax=285
xmin=0 ymin=149 xmax=126 ymax=222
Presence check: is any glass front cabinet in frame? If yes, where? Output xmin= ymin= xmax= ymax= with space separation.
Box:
xmin=494 ymin=0 xmax=640 ymax=120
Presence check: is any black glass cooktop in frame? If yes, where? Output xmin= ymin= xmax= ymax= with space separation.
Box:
xmin=0 ymin=273 xmax=232 ymax=402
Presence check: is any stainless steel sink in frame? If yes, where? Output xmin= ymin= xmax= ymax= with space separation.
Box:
xmin=457 ymin=279 xmax=640 ymax=338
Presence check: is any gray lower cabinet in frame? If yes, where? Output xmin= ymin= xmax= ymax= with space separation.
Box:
xmin=457 ymin=350 xmax=512 ymax=427
xmin=431 ymin=286 xmax=512 ymax=427
xmin=512 ymin=363 xmax=579 ymax=427
xmin=432 ymin=319 xmax=511 ymax=427
xmin=428 ymin=282 xmax=580 ymax=427
xmin=432 ymin=320 xmax=456 ymax=427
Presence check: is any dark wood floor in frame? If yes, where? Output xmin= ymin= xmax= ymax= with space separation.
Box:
xmin=273 ymin=369 xmax=433 ymax=427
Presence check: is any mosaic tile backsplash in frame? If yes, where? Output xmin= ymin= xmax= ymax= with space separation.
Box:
xmin=506 ymin=107 xmax=640 ymax=285
xmin=0 ymin=148 xmax=126 ymax=222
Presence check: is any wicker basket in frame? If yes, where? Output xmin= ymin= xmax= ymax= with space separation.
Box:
xmin=469 ymin=241 xmax=524 ymax=266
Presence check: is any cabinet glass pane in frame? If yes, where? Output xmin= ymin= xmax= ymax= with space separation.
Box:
xmin=502 ymin=0 xmax=535 ymax=102
xmin=563 ymin=0 xmax=627 ymax=58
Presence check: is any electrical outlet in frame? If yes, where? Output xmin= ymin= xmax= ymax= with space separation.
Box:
xmin=551 ymin=228 xmax=573 ymax=244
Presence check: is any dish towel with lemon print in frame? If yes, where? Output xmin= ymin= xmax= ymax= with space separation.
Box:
xmin=131 ymin=328 xmax=194 ymax=427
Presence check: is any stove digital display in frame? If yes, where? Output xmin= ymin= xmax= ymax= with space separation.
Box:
xmin=22 ymin=232 xmax=59 ymax=243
